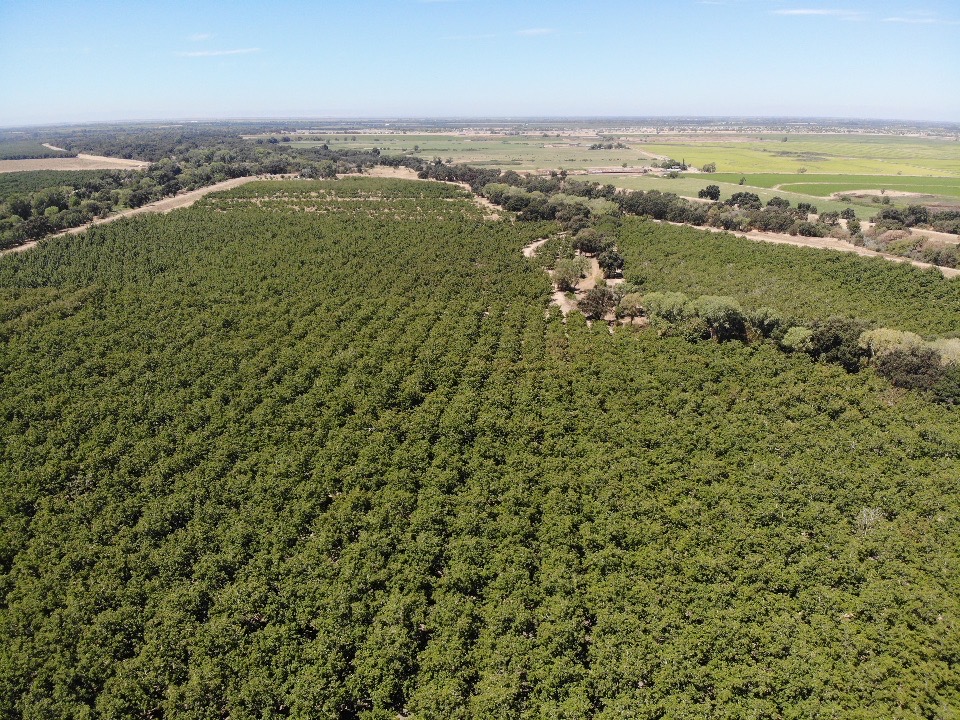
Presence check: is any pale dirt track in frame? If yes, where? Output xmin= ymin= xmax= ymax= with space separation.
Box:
xmin=661 ymin=221 xmax=960 ymax=279
xmin=1 ymin=176 xmax=269 ymax=257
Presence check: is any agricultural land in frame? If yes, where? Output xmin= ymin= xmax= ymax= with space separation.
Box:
xmin=2 ymin=120 xmax=960 ymax=719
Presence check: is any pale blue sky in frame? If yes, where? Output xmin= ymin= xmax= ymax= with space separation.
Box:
xmin=1 ymin=0 xmax=958 ymax=126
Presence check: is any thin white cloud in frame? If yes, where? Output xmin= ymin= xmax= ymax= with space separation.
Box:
xmin=177 ymin=48 xmax=261 ymax=57
xmin=883 ymin=15 xmax=958 ymax=25
xmin=188 ymin=33 xmax=212 ymax=41
xmin=516 ymin=28 xmax=555 ymax=36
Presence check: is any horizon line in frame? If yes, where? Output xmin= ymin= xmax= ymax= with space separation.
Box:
xmin=4 ymin=114 xmax=960 ymax=130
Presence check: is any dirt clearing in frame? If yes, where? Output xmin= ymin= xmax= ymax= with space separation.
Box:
xmin=0 ymin=154 xmax=150 ymax=174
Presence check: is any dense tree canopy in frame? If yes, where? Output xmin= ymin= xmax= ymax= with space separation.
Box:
xmin=1 ymin=179 xmax=959 ymax=719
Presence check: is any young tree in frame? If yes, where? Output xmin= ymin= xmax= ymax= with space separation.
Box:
xmin=554 ymin=258 xmax=586 ymax=291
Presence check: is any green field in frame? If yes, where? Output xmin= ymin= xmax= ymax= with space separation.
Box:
xmin=0 ymin=141 xmax=74 ymax=161
xmin=0 ymin=169 xmax=124 ymax=201
xmin=575 ymin=174 xmax=888 ymax=219
xmin=636 ymin=134 xmax=960 ymax=176
xmin=617 ymin=217 xmax=960 ymax=335
xmin=290 ymin=134 xmax=651 ymax=171
xmin=691 ymin=172 xmax=960 ymax=199
xmin=3 ymin=178 xmax=960 ymax=717
xmin=280 ymin=131 xmax=960 ymax=211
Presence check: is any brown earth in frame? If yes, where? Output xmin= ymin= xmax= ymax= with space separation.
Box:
xmin=832 ymin=189 xmax=932 ymax=199
xmin=0 ymin=154 xmax=150 ymax=174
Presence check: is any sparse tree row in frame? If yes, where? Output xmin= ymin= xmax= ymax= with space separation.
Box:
xmin=527 ymin=215 xmax=960 ymax=400
xmin=0 ymin=126 xmax=429 ymax=250
xmin=1 ymin=179 xmax=959 ymax=719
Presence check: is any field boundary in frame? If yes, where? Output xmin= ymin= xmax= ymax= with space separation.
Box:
xmin=0 ymin=175 xmax=283 ymax=257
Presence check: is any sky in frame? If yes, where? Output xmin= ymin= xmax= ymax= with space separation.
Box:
xmin=1 ymin=0 xmax=958 ymax=126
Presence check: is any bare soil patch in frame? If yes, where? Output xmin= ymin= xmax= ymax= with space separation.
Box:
xmin=352 ymin=166 xmax=421 ymax=180
xmin=0 ymin=154 xmax=150 ymax=174
xmin=522 ymin=238 xmax=549 ymax=258
xmin=832 ymin=189 xmax=932 ymax=200
xmin=523 ymin=238 xmax=609 ymax=316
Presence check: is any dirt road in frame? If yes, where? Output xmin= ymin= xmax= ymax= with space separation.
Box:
xmin=1 ymin=175 xmax=268 ymax=257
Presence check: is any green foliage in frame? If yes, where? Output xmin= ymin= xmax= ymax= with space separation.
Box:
xmin=698 ymin=184 xmax=720 ymax=201
xmin=2 ymin=179 xmax=960 ymax=718
xmin=874 ymin=345 xmax=944 ymax=391
xmin=781 ymin=325 xmax=814 ymax=353
xmin=686 ymin=295 xmax=746 ymax=341
xmin=808 ymin=316 xmax=872 ymax=371
xmin=597 ymin=249 xmax=624 ymax=278
xmin=577 ymin=286 xmax=615 ymax=319
xmin=616 ymin=217 xmax=960 ymax=336
xmin=0 ymin=141 xmax=75 ymax=160
xmin=616 ymin=292 xmax=645 ymax=319
xmin=641 ymin=290 xmax=690 ymax=322
xmin=859 ymin=328 xmax=925 ymax=358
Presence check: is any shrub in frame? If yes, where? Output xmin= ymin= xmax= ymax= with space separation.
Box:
xmin=554 ymin=258 xmax=587 ymax=291
xmin=781 ymin=326 xmax=814 ymax=353
xmin=767 ymin=196 xmax=790 ymax=209
xmin=875 ymin=346 xmax=944 ymax=391
xmin=572 ymin=228 xmax=611 ymax=254
xmin=616 ymin=292 xmax=646 ymax=320
xmin=748 ymin=307 xmax=789 ymax=340
xmin=698 ymin=185 xmax=720 ymax=201
xmin=597 ymin=250 xmax=625 ymax=278
xmin=810 ymin=317 xmax=871 ymax=371
xmin=859 ymin=328 xmax=924 ymax=358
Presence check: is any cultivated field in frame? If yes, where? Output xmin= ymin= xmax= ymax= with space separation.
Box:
xmin=276 ymin=130 xmax=960 ymax=214
xmin=635 ymin=134 xmax=960 ymax=175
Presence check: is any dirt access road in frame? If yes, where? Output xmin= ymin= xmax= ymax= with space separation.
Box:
xmin=660 ymin=221 xmax=960 ymax=279
xmin=1 ymin=176 xmax=268 ymax=257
